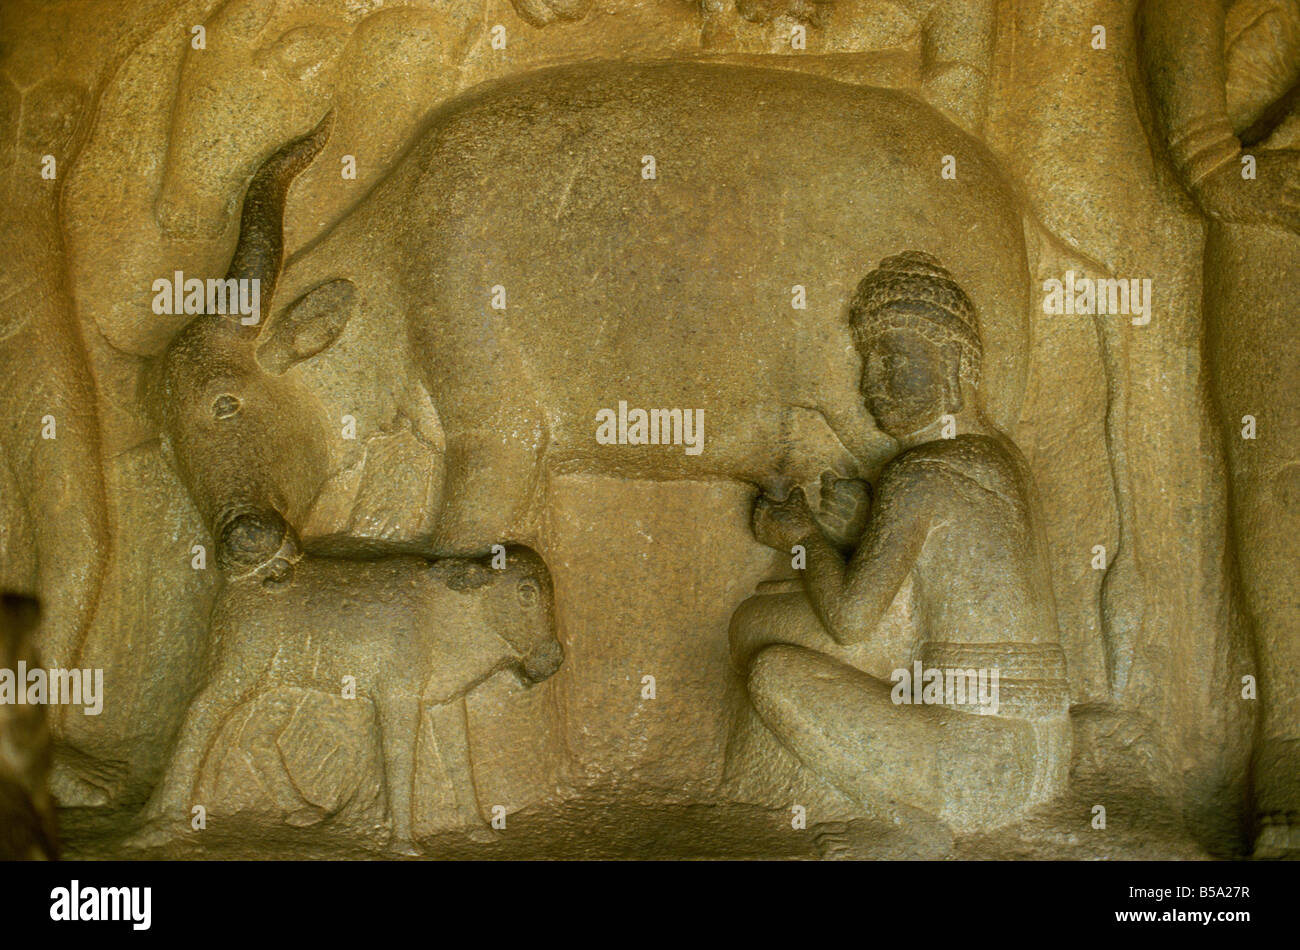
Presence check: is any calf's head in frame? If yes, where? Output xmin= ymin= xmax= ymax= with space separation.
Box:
xmin=158 ymin=114 xmax=356 ymax=577
xmin=447 ymin=547 xmax=564 ymax=685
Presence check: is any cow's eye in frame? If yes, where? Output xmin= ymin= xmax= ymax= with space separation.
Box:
xmin=517 ymin=580 xmax=539 ymax=606
xmin=213 ymin=394 xmax=241 ymax=419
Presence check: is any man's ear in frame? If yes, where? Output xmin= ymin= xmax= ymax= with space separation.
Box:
xmin=943 ymin=341 xmax=964 ymax=413
xmin=256 ymin=279 xmax=356 ymax=375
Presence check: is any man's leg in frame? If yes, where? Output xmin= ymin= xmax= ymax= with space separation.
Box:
xmin=728 ymin=591 xmax=861 ymax=672
xmin=747 ymin=643 xmax=1041 ymax=832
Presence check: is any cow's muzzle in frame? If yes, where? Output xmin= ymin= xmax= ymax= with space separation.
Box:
xmin=216 ymin=509 xmax=300 ymax=581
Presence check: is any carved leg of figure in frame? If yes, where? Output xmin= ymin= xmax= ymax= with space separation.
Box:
xmin=1205 ymin=222 xmax=1300 ymax=852
xmin=725 ymin=592 xmax=886 ymax=817
xmin=129 ymin=668 xmax=252 ymax=846
xmin=9 ymin=313 xmax=110 ymax=808
xmin=747 ymin=644 xmax=1042 ymax=839
xmin=375 ymin=691 xmax=422 ymax=855
xmin=729 ymin=591 xmax=869 ymax=675
xmin=426 ymin=698 xmax=495 ymax=843
xmin=244 ymin=690 xmax=337 ymax=828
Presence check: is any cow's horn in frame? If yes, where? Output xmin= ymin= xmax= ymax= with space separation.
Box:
xmin=224 ymin=110 xmax=334 ymax=338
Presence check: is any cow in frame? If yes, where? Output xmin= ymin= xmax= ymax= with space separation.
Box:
xmin=154 ymin=60 xmax=1031 ymax=571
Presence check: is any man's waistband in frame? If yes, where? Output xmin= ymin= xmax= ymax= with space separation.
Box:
xmin=915 ymin=640 xmax=1069 ymax=720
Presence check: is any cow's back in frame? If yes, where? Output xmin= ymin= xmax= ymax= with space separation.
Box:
xmin=212 ymin=557 xmax=512 ymax=699
xmin=303 ymin=62 xmax=1028 ymax=471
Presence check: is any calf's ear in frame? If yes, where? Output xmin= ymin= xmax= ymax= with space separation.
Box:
xmin=256 ymin=278 xmax=356 ymax=375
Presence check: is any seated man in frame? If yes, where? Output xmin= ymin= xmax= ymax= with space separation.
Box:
xmin=729 ymin=251 xmax=1070 ymax=843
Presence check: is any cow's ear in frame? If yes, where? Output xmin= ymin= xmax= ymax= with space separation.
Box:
xmin=256 ymin=278 xmax=356 ymax=375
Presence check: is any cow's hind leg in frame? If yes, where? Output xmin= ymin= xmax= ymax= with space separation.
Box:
xmin=426 ymin=697 xmax=496 ymax=842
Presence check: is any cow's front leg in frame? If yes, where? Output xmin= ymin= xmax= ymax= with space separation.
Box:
xmin=375 ymin=690 xmax=422 ymax=855
xmin=425 ymin=697 xmax=496 ymax=842
xmin=431 ymin=420 xmax=545 ymax=556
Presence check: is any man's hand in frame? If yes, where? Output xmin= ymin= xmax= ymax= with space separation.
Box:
xmin=1195 ymin=148 xmax=1300 ymax=234
xmin=816 ymin=471 xmax=872 ymax=551
xmin=752 ymin=486 xmax=817 ymax=552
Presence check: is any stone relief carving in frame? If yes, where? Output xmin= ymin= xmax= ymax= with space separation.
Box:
xmin=0 ymin=0 xmax=1290 ymax=860
xmin=727 ymin=254 xmax=1071 ymax=855
xmin=1144 ymin=0 xmax=1300 ymax=857
xmin=134 ymin=547 xmax=561 ymax=852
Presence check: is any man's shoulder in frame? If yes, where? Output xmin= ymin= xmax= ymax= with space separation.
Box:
xmin=882 ymin=435 xmax=1023 ymax=491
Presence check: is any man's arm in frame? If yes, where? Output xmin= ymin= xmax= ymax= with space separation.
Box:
xmin=799 ymin=463 xmax=930 ymax=649
xmin=1141 ymin=0 xmax=1237 ymax=190
xmin=1141 ymin=0 xmax=1300 ymax=233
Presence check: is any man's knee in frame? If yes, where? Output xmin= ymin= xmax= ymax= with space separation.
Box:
xmin=729 ymin=592 xmax=826 ymax=671
xmin=748 ymin=642 xmax=803 ymax=690
xmin=729 ymin=594 xmax=778 ymax=671
xmin=746 ymin=643 xmax=831 ymax=726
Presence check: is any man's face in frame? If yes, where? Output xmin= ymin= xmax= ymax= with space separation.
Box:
xmin=859 ymin=326 xmax=953 ymax=438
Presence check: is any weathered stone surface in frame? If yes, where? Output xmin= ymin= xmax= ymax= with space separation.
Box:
xmin=0 ymin=0 xmax=1292 ymax=861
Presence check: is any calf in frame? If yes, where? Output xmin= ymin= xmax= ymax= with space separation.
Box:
xmin=135 ymin=545 xmax=561 ymax=852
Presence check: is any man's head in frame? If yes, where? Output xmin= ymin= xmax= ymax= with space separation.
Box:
xmin=849 ymin=252 xmax=983 ymax=438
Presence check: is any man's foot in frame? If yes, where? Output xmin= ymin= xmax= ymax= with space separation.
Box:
xmin=812 ymin=817 xmax=954 ymax=860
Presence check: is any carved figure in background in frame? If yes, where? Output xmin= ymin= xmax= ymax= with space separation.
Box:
xmin=1142 ymin=0 xmax=1300 ymax=854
